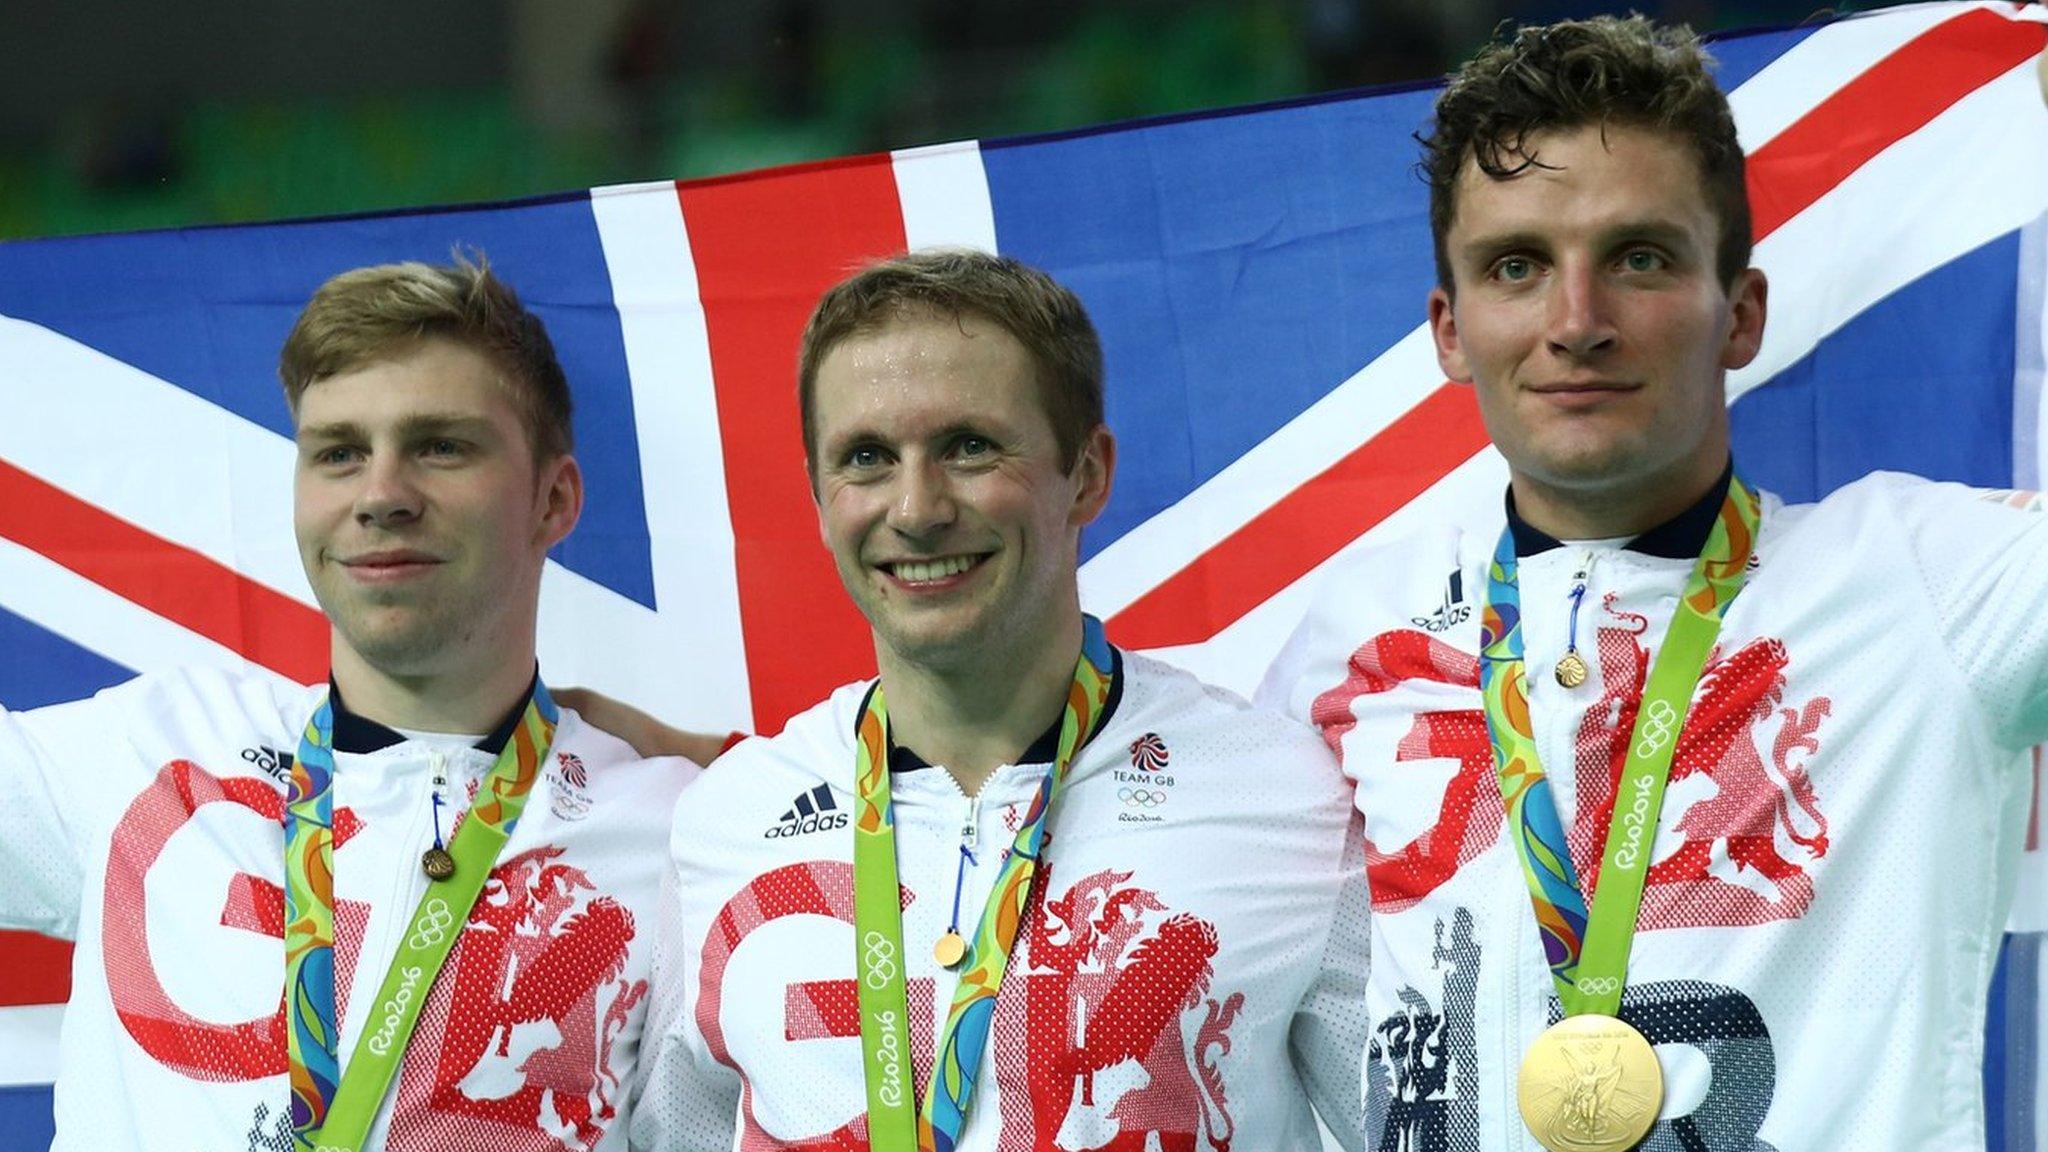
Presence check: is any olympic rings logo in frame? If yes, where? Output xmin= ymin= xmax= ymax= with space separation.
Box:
xmin=1118 ymin=787 xmax=1167 ymax=808
xmin=1632 ymin=698 xmax=1680 ymax=760
xmin=407 ymin=898 xmax=456 ymax=951
xmin=1576 ymin=976 xmax=1620 ymax=996
xmin=861 ymin=931 xmax=898 ymax=988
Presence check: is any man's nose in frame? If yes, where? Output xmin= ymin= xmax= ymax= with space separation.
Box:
xmin=352 ymin=455 xmax=424 ymax=527
xmin=885 ymin=457 xmax=957 ymax=537
xmin=1546 ymin=262 xmax=1619 ymax=358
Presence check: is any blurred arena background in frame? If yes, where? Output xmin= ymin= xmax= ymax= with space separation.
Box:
xmin=4 ymin=0 xmax=1891 ymax=240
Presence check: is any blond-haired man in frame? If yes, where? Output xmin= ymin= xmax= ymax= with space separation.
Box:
xmin=1 ymin=257 xmax=697 ymax=1150
xmin=626 ymin=250 xmax=1372 ymax=1151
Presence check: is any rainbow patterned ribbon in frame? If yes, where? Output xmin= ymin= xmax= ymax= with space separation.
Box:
xmin=283 ymin=699 xmax=341 ymax=1144
xmin=283 ymin=682 xmax=558 ymax=1150
xmin=1479 ymin=475 xmax=1760 ymax=1017
xmin=853 ymin=617 xmax=1116 ymax=1152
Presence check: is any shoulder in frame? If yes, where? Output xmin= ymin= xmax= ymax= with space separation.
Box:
xmin=551 ymin=710 xmax=700 ymax=804
xmin=670 ymin=680 xmax=867 ymax=842
xmin=1109 ymin=652 xmax=1340 ymax=785
xmin=1767 ymin=471 xmax=2043 ymax=553
xmin=57 ymin=665 xmax=317 ymax=744
xmin=1260 ymin=521 xmax=1489 ymax=719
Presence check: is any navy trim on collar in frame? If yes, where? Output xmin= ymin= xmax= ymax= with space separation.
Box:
xmin=867 ymin=646 xmax=1128 ymax=774
xmin=327 ymin=670 xmax=538 ymax=757
xmin=1506 ymin=461 xmax=1734 ymax=560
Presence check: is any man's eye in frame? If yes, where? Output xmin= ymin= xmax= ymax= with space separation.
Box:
xmin=1491 ymin=256 xmax=1536 ymax=283
xmin=1621 ymin=249 xmax=1666 ymax=273
xmin=955 ymin=436 xmax=993 ymax=459
xmin=314 ymin=446 xmax=361 ymax=466
xmin=424 ymin=438 xmax=464 ymax=458
xmin=847 ymin=446 xmax=884 ymax=470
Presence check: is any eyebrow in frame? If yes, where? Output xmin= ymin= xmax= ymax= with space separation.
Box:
xmin=823 ymin=416 xmax=999 ymax=457
xmin=296 ymin=413 xmax=500 ymax=444
xmin=1458 ymin=220 xmax=1698 ymax=259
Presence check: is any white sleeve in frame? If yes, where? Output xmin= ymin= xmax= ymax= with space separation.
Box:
xmin=1254 ymin=605 xmax=1319 ymax=720
xmin=0 ymin=683 xmax=148 ymax=937
xmin=1886 ymin=478 xmax=2048 ymax=750
xmin=1288 ymin=811 xmax=1372 ymax=1152
xmin=626 ymin=845 xmax=742 ymax=1151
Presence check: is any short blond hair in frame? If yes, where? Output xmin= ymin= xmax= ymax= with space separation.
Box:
xmin=279 ymin=254 xmax=573 ymax=458
xmin=797 ymin=249 xmax=1104 ymax=473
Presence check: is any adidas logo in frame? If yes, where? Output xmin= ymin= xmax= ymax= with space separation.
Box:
xmin=765 ymin=783 xmax=849 ymax=839
xmin=1411 ymin=568 xmax=1471 ymax=633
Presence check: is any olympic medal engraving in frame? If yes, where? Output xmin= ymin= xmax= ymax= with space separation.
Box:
xmin=1554 ymin=651 xmax=1589 ymax=688
xmin=420 ymin=845 xmax=457 ymax=881
xmin=1517 ymin=1015 xmax=1662 ymax=1152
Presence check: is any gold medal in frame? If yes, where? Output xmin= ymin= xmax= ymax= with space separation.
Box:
xmin=933 ymin=931 xmax=968 ymax=968
xmin=1554 ymin=650 xmax=1589 ymax=688
xmin=421 ymin=846 xmax=457 ymax=882
xmin=1518 ymin=1015 xmax=1661 ymax=1152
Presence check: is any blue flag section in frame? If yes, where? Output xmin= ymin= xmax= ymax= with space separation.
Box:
xmin=0 ymin=3 xmax=2044 ymax=1148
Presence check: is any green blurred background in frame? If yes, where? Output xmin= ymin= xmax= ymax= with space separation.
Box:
xmin=0 ymin=0 xmax=1896 ymax=240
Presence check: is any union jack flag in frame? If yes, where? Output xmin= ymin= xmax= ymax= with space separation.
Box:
xmin=2 ymin=3 xmax=2046 ymax=1146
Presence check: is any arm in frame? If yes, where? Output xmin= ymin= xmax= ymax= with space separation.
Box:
xmin=1893 ymin=481 xmax=2048 ymax=750
xmin=0 ymin=690 xmax=139 ymax=938
xmin=553 ymin=687 xmax=744 ymax=766
xmin=1290 ymin=811 xmax=1373 ymax=1151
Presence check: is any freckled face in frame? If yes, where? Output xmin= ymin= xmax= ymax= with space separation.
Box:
xmin=1428 ymin=124 xmax=1766 ymax=509
xmin=809 ymin=312 xmax=1111 ymax=672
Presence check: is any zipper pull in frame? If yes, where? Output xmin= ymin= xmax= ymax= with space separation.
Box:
xmin=960 ymin=795 xmax=981 ymax=859
xmin=1554 ymin=551 xmax=1594 ymax=690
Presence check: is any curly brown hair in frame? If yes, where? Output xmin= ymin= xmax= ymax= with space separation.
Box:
xmin=1420 ymin=14 xmax=1751 ymax=292
xmin=798 ymin=248 xmax=1104 ymax=475
xmin=280 ymin=253 xmax=573 ymax=460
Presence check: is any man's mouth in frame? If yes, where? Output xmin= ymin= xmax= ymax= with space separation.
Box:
xmin=338 ymin=550 xmax=444 ymax=582
xmin=882 ymin=554 xmax=986 ymax=586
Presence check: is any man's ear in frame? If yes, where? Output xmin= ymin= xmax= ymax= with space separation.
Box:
xmin=536 ymin=454 xmax=585 ymax=550
xmin=809 ymin=459 xmax=832 ymax=549
xmin=1428 ymin=286 xmax=1474 ymax=383
xmin=1719 ymin=268 xmax=1768 ymax=372
xmin=1069 ymin=425 xmax=1116 ymax=528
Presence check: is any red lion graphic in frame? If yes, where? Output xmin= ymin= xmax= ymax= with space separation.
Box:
xmin=1016 ymin=865 xmax=1239 ymax=1151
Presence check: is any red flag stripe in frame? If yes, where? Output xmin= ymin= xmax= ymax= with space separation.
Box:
xmin=680 ymin=157 xmax=907 ymax=731
xmin=1747 ymin=7 xmax=2047 ymax=240
xmin=1107 ymin=386 xmax=1490 ymax=649
xmin=0 ymin=930 xmax=70 ymax=1007
xmin=0 ymin=459 xmax=326 ymax=685
xmin=1105 ymin=7 xmax=2040 ymax=651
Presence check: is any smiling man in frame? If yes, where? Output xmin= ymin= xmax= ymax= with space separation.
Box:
xmin=0 ymin=257 xmax=697 ymax=1150
xmin=1259 ymin=16 xmax=2048 ymax=1151
xmin=628 ymin=250 xmax=1371 ymax=1151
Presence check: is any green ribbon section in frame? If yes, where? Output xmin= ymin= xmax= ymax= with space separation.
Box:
xmin=308 ymin=685 xmax=558 ymax=1151
xmin=852 ymin=617 xmax=1115 ymax=1152
xmin=1482 ymin=478 xmax=1760 ymax=1018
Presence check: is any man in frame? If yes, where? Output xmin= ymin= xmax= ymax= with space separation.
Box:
xmin=1259 ymin=16 xmax=2048 ymax=1151
xmin=627 ymin=250 xmax=1371 ymax=1150
xmin=0 ymin=257 xmax=698 ymax=1150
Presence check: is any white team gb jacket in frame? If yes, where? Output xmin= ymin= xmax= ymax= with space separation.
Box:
xmin=1260 ymin=472 xmax=2048 ymax=1151
xmin=629 ymin=649 xmax=1373 ymax=1152
xmin=0 ymin=666 xmax=695 ymax=1152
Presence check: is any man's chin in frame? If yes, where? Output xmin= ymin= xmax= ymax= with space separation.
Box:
xmin=872 ymin=614 xmax=998 ymax=674
xmin=331 ymin=620 xmax=461 ymax=679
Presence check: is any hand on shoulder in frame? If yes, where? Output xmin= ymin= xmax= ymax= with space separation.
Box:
xmin=553 ymin=687 xmax=740 ymax=766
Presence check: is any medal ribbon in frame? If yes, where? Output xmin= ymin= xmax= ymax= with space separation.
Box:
xmin=853 ymin=617 xmax=1116 ymax=1152
xmin=283 ymin=682 xmax=559 ymax=1151
xmin=1479 ymin=477 xmax=1759 ymax=1018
